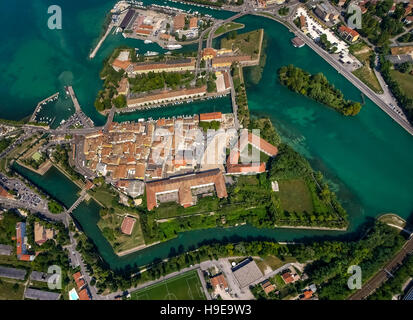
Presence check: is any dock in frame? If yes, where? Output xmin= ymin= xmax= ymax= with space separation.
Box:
xmin=30 ymin=92 xmax=59 ymax=122
xmin=67 ymin=86 xmax=81 ymax=112
xmin=89 ymin=23 xmax=114 ymax=59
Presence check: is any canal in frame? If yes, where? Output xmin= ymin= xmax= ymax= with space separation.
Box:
xmin=3 ymin=0 xmax=413 ymax=270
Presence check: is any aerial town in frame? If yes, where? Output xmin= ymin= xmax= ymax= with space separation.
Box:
xmin=0 ymin=0 xmax=413 ymax=310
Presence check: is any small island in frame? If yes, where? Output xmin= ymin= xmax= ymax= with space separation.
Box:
xmin=278 ymin=65 xmax=362 ymax=116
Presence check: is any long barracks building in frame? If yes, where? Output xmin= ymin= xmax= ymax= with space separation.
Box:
xmin=145 ymin=168 xmax=228 ymax=211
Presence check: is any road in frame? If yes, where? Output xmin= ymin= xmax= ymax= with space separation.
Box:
xmin=287 ymin=19 xmax=413 ymax=136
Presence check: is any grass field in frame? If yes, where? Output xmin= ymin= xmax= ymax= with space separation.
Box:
xmin=91 ymin=184 xmax=146 ymax=253
xmin=0 ymin=279 xmax=25 ymax=300
xmin=97 ymin=212 xmax=145 ymax=254
xmin=255 ymin=255 xmax=297 ymax=274
xmin=154 ymin=196 xmax=220 ymax=220
xmin=278 ymin=179 xmax=314 ymax=213
xmin=390 ymin=69 xmax=413 ymax=99
xmin=350 ymin=43 xmax=382 ymax=94
xmin=221 ymin=29 xmax=263 ymax=59
xmin=130 ymin=270 xmax=206 ymax=300
xmin=214 ymin=22 xmax=244 ymax=36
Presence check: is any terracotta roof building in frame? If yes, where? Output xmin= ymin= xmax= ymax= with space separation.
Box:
xmin=132 ymin=58 xmax=195 ymax=75
xmin=199 ymin=112 xmax=222 ymax=122
xmin=173 ymin=14 xmax=186 ymax=31
xmin=211 ymin=55 xmax=252 ymax=68
xmin=0 ymin=185 xmax=14 ymax=199
xmin=121 ymin=216 xmax=136 ymax=235
xmin=261 ymin=280 xmax=276 ymax=295
xmin=189 ymin=17 xmax=198 ymax=29
xmin=210 ymin=273 xmax=228 ymax=290
xmin=145 ymin=168 xmax=228 ymax=211
xmin=73 ymin=272 xmax=86 ymax=290
xmin=338 ymin=25 xmax=360 ymax=42
xmin=34 ymin=222 xmax=56 ymax=246
xmin=281 ymin=271 xmax=300 ymax=284
xmin=127 ymin=86 xmax=206 ymax=109
xmin=227 ymin=132 xmax=278 ymax=175
xmin=78 ymin=287 xmax=91 ymax=300
xmin=202 ymin=48 xmax=217 ymax=60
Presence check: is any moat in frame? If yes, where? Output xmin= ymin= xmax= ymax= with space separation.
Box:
xmin=2 ymin=0 xmax=413 ymax=270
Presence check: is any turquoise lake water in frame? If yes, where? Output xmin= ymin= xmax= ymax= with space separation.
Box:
xmin=2 ymin=0 xmax=413 ymax=269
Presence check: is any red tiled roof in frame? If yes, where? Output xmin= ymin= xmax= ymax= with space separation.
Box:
xmin=174 ymin=14 xmax=186 ymax=30
xmin=199 ymin=112 xmax=222 ymax=121
xmin=189 ymin=17 xmax=198 ymax=29
xmin=339 ymin=25 xmax=360 ymax=38
xmin=78 ymin=288 xmax=91 ymax=300
xmin=112 ymin=59 xmax=132 ymax=71
xmin=210 ymin=274 xmax=228 ymax=289
xmin=121 ymin=216 xmax=136 ymax=235
xmin=0 ymin=186 xmax=13 ymax=199
xmin=136 ymin=29 xmax=151 ymax=35
xmin=145 ymin=169 xmax=228 ymax=211
xmin=302 ymin=290 xmax=313 ymax=300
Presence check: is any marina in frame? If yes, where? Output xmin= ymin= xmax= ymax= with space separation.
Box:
xmin=1 ymin=0 xmax=413 ymax=272
xmin=29 ymin=92 xmax=59 ymax=123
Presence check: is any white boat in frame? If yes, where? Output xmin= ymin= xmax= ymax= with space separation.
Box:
xmin=144 ymin=51 xmax=159 ymax=56
xmin=166 ymin=44 xmax=182 ymax=50
xmin=144 ymin=39 xmax=153 ymax=44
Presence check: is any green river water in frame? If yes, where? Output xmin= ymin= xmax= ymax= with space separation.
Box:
xmin=2 ymin=0 xmax=413 ymax=269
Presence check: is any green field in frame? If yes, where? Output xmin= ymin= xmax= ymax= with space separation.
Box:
xmin=278 ymin=179 xmax=314 ymax=213
xmin=0 ymin=280 xmax=25 ymax=300
xmin=214 ymin=22 xmax=244 ymax=36
xmin=91 ymin=184 xmax=146 ymax=253
xmin=130 ymin=270 xmax=206 ymax=300
xmin=97 ymin=212 xmax=145 ymax=254
xmin=390 ymin=69 xmax=413 ymax=100
xmin=349 ymin=43 xmax=382 ymax=94
xmin=221 ymin=29 xmax=263 ymax=59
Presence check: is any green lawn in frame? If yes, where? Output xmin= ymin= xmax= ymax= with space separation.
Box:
xmin=214 ymin=22 xmax=244 ymax=36
xmin=255 ymin=255 xmax=297 ymax=274
xmin=0 ymin=279 xmax=25 ymax=300
xmin=98 ymin=212 xmax=145 ymax=254
xmin=154 ymin=196 xmax=220 ymax=220
xmin=130 ymin=270 xmax=206 ymax=300
xmin=220 ymin=29 xmax=263 ymax=59
xmin=91 ymin=185 xmax=145 ymax=253
xmin=350 ymin=44 xmax=382 ymax=94
xmin=278 ymin=179 xmax=314 ymax=214
xmin=390 ymin=69 xmax=413 ymax=100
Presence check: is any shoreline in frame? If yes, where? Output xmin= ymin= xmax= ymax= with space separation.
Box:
xmin=116 ymin=240 xmax=161 ymax=257
xmin=15 ymin=159 xmax=53 ymax=176
xmin=274 ymin=224 xmax=347 ymax=231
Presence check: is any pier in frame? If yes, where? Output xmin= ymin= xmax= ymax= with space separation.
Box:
xmin=89 ymin=23 xmax=113 ymax=59
xmin=67 ymin=86 xmax=81 ymax=112
xmin=30 ymin=92 xmax=59 ymax=122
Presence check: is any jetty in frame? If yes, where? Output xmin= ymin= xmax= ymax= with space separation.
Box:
xmin=67 ymin=86 xmax=81 ymax=112
xmin=30 ymin=92 xmax=59 ymax=122
xmin=89 ymin=23 xmax=114 ymax=59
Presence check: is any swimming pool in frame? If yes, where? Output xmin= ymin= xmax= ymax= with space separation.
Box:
xmin=69 ymin=288 xmax=79 ymax=300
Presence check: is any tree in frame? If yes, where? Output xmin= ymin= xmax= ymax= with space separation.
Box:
xmin=398 ymin=62 xmax=412 ymax=74
xmin=113 ymin=94 xmax=127 ymax=109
